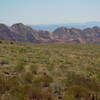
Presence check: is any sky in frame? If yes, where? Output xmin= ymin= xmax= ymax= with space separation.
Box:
xmin=0 ymin=0 xmax=100 ymax=25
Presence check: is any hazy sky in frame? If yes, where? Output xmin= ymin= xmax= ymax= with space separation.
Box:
xmin=0 ymin=0 xmax=100 ymax=25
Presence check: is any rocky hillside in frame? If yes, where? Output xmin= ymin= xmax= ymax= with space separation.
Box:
xmin=0 ymin=23 xmax=55 ymax=43
xmin=0 ymin=24 xmax=21 ymax=41
xmin=53 ymin=27 xmax=100 ymax=43
xmin=0 ymin=23 xmax=100 ymax=43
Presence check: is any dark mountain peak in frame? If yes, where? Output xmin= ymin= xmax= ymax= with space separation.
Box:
xmin=54 ymin=27 xmax=81 ymax=33
xmin=82 ymin=27 xmax=99 ymax=34
xmin=53 ymin=27 xmax=81 ymax=37
xmin=70 ymin=27 xmax=81 ymax=31
xmin=11 ymin=23 xmax=28 ymax=31
xmin=92 ymin=26 xmax=100 ymax=30
xmin=11 ymin=23 xmax=25 ymax=28
xmin=37 ymin=30 xmax=52 ymax=39
xmin=11 ymin=23 xmax=37 ymax=34
xmin=38 ymin=30 xmax=52 ymax=34
xmin=11 ymin=23 xmax=34 ymax=30
xmin=0 ymin=23 xmax=7 ymax=27
xmin=10 ymin=23 xmax=40 ymax=42
xmin=55 ymin=27 xmax=67 ymax=31
xmin=0 ymin=23 xmax=19 ymax=41
xmin=53 ymin=26 xmax=100 ymax=43
xmin=11 ymin=23 xmax=38 ymax=32
xmin=0 ymin=24 xmax=9 ymax=31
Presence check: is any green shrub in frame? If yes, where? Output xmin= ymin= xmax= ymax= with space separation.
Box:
xmin=0 ymin=58 xmax=10 ymax=65
xmin=14 ymin=60 xmax=27 ymax=72
xmin=64 ymin=94 xmax=76 ymax=100
xmin=0 ymin=40 xmax=2 ymax=44
xmin=30 ymin=64 xmax=38 ymax=74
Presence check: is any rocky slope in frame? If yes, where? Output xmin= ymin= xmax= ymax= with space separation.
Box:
xmin=53 ymin=26 xmax=100 ymax=43
xmin=0 ymin=24 xmax=21 ymax=41
xmin=0 ymin=23 xmax=100 ymax=43
xmin=0 ymin=23 xmax=55 ymax=43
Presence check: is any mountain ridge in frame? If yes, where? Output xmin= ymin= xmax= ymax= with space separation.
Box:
xmin=0 ymin=23 xmax=100 ymax=43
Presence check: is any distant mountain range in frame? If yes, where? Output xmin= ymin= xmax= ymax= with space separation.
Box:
xmin=0 ymin=23 xmax=100 ymax=44
xmin=0 ymin=23 xmax=56 ymax=43
xmin=29 ymin=21 xmax=100 ymax=31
